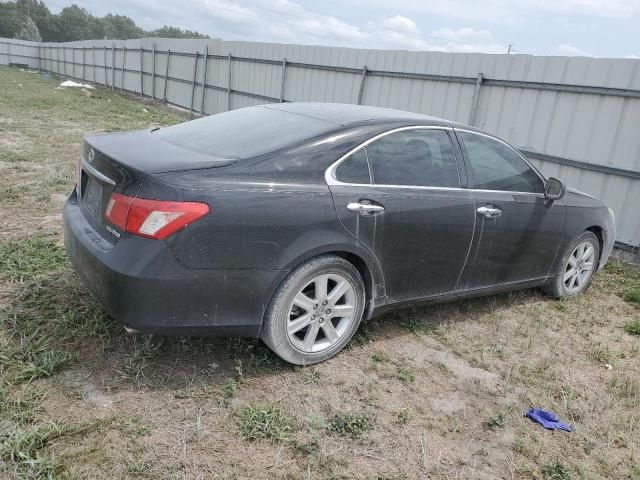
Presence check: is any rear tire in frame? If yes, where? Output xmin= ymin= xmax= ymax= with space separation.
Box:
xmin=262 ymin=255 xmax=365 ymax=365
xmin=543 ymin=231 xmax=600 ymax=299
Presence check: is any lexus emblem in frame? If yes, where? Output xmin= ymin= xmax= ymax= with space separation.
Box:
xmin=88 ymin=148 xmax=95 ymax=163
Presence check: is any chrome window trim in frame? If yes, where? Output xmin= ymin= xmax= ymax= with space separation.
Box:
xmin=325 ymin=125 xmax=465 ymax=191
xmin=325 ymin=125 xmax=546 ymax=197
xmin=334 ymin=146 xmax=372 ymax=184
xmin=454 ymin=128 xmax=548 ymax=195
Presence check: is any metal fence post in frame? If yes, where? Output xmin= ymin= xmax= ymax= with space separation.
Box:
xmin=139 ymin=47 xmax=144 ymax=96
xmin=357 ymin=66 xmax=368 ymax=105
xmin=162 ymin=49 xmax=170 ymax=102
xmin=151 ymin=43 xmax=156 ymax=99
xmin=279 ymin=58 xmax=287 ymax=102
xmin=92 ymin=46 xmax=95 ymax=81
xmin=56 ymin=46 xmax=60 ymax=74
xmin=121 ymin=47 xmax=125 ymax=92
xmin=103 ymin=46 xmax=108 ymax=86
xmin=111 ymin=44 xmax=115 ymax=90
xmin=227 ymin=53 xmax=232 ymax=111
xmin=200 ymin=45 xmax=208 ymax=114
xmin=7 ymin=42 xmax=11 ymax=65
xmin=468 ymin=73 xmax=484 ymax=126
xmin=189 ymin=51 xmax=199 ymax=115
xmin=37 ymin=44 xmax=41 ymax=70
xmin=82 ymin=47 xmax=85 ymax=81
xmin=71 ymin=47 xmax=75 ymax=78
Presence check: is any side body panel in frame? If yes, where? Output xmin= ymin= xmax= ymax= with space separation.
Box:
xmin=457 ymin=192 xmax=566 ymax=288
xmin=330 ymin=184 xmax=476 ymax=301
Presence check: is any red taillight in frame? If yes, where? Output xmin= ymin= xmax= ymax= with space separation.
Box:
xmin=105 ymin=193 xmax=210 ymax=240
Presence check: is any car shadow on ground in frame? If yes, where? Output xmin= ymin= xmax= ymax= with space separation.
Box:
xmin=5 ymin=267 xmax=547 ymax=395
xmin=89 ymin=286 xmax=546 ymax=392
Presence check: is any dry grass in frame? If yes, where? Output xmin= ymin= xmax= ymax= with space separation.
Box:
xmin=1 ymin=66 xmax=640 ymax=479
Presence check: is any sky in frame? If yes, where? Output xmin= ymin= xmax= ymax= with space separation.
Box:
xmin=46 ymin=0 xmax=640 ymax=58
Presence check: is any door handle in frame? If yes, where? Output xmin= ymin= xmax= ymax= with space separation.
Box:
xmin=347 ymin=202 xmax=385 ymax=213
xmin=477 ymin=205 xmax=502 ymax=218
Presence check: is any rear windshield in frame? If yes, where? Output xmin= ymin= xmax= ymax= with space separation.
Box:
xmin=154 ymin=106 xmax=336 ymax=159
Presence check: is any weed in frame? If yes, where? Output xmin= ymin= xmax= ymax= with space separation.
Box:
xmin=7 ymin=335 xmax=75 ymax=383
xmin=0 ymin=384 xmax=46 ymax=424
xmin=397 ymin=408 xmax=413 ymax=424
xmin=327 ymin=412 xmax=374 ymax=439
xmin=0 ymin=234 xmax=67 ymax=283
xmin=371 ymin=351 xmax=390 ymax=363
xmin=623 ymin=288 xmax=640 ymax=306
xmin=589 ymin=342 xmax=618 ymax=365
xmin=607 ymin=375 xmax=639 ymax=403
xmin=395 ymin=364 xmax=415 ymax=383
xmin=541 ymin=462 xmax=571 ymax=480
xmin=222 ymin=378 xmax=238 ymax=403
xmin=486 ymin=413 xmax=505 ymax=429
xmin=397 ymin=315 xmax=439 ymax=335
xmin=0 ymin=422 xmax=97 ymax=478
xmin=623 ymin=318 xmax=640 ymax=336
xmin=301 ymin=369 xmax=322 ymax=385
xmin=349 ymin=322 xmax=376 ymax=347
xmin=236 ymin=403 xmax=292 ymax=442
xmin=117 ymin=336 xmax=163 ymax=386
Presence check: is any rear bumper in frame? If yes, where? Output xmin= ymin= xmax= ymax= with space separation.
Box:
xmin=63 ymin=193 xmax=285 ymax=336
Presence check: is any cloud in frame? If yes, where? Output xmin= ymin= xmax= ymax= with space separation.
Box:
xmin=555 ymin=43 xmax=593 ymax=56
xmin=625 ymin=54 xmax=640 ymax=59
xmin=431 ymin=27 xmax=495 ymax=43
xmin=381 ymin=15 xmax=420 ymax=36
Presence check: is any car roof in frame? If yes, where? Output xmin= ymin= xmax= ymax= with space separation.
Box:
xmin=257 ymin=102 xmax=466 ymax=129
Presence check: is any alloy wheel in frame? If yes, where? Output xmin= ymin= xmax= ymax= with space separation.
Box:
xmin=286 ymin=273 xmax=357 ymax=353
xmin=564 ymin=240 xmax=596 ymax=294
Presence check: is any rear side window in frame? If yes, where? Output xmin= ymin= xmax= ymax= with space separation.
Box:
xmin=335 ymin=148 xmax=371 ymax=184
xmin=365 ymin=129 xmax=460 ymax=187
xmin=458 ymin=131 xmax=545 ymax=193
xmin=154 ymin=106 xmax=335 ymax=159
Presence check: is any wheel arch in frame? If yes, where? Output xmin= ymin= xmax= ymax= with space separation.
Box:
xmin=585 ymin=225 xmax=605 ymax=266
xmin=259 ymin=243 xmax=385 ymax=335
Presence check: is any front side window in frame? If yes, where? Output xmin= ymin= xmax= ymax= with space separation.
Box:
xmin=365 ymin=129 xmax=460 ymax=187
xmin=458 ymin=131 xmax=545 ymax=193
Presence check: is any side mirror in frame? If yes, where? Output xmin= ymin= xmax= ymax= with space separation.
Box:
xmin=545 ymin=177 xmax=566 ymax=200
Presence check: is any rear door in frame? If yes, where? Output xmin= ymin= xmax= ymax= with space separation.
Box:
xmin=327 ymin=127 xmax=476 ymax=302
xmin=454 ymin=129 xmax=566 ymax=289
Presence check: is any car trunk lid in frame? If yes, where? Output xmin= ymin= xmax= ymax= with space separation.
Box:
xmin=77 ymin=130 xmax=235 ymax=241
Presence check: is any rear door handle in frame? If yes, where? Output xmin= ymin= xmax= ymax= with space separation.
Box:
xmin=347 ymin=202 xmax=385 ymax=213
xmin=477 ymin=205 xmax=502 ymax=218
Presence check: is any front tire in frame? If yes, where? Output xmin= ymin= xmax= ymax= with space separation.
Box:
xmin=262 ymin=255 xmax=365 ymax=365
xmin=543 ymin=231 xmax=600 ymax=299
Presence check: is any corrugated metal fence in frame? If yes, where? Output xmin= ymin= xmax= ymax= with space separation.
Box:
xmin=1 ymin=36 xmax=639 ymax=257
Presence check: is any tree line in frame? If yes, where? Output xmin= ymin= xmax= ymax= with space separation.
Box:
xmin=1 ymin=0 xmax=210 ymax=42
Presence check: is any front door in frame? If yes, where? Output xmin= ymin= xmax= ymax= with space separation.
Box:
xmin=454 ymin=129 xmax=566 ymax=289
xmin=328 ymin=127 xmax=476 ymax=301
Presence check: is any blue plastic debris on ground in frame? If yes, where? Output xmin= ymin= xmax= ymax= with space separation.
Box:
xmin=525 ymin=408 xmax=573 ymax=432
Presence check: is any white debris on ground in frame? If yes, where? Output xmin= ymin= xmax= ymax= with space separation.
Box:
xmin=59 ymin=80 xmax=95 ymax=89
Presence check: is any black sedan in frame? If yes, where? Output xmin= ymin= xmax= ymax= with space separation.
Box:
xmin=63 ymin=103 xmax=616 ymax=365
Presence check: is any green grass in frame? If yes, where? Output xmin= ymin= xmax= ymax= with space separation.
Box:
xmin=396 ymin=408 xmax=413 ymax=425
xmin=327 ymin=412 xmax=374 ymax=439
xmin=0 ymin=422 xmax=98 ymax=478
xmin=541 ymin=462 xmax=572 ymax=480
xmin=236 ymin=403 xmax=292 ymax=442
xmin=0 ymin=235 xmax=67 ymax=283
xmin=486 ymin=412 xmax=506 ymax=429
xmin=623 ymin=318 xmax=640 ymax=336
xmin=623 ymin=288 xmax=640 ymax=306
